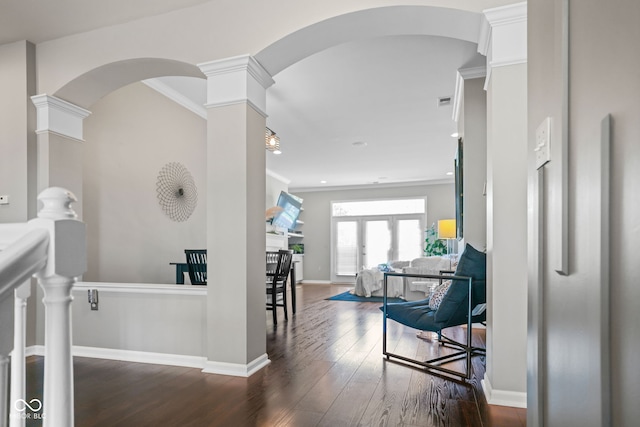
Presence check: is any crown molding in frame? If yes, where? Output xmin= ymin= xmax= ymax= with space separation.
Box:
xmin=481 ymin=1 xmax=527 ymax=88
xmin=31 ymin=94 xmax=91 ymax=141
xmin=198 ymin=55 xmax=274 ymax=117
xmin=142 ymin=79 xmax=207 ymax=119
xmin=453 ymin=66 xmax=487 ymax=122
xmin=484 ymin=2 xmax=527 ymax=27
xmin=459 ymin=66 xmax=487 ymax=80
xmin=266 ymin=168 xmax=291 ymax=185
xmin=477 ymin=16 xmax=492 ymax=56
xmin=290 ymin=178 xmax=454 ymax=193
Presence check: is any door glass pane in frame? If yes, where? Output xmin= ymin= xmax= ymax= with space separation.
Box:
xmin=335 ymin=221 xmax=358 ymax=275
xmin=364 ymin=220 xmax=391 ymax=269
xmin=397 ymin=219 xmax=422 ymax=262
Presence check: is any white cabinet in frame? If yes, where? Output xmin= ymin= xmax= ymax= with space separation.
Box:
xmin=292 ymin=254 xmax=304 ymax=282
xmin=266 ymin=233 xmax=287 ymax=251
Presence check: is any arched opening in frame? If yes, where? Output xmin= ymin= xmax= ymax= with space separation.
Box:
xmin=54 ymin=58 xmax=204 ymax=108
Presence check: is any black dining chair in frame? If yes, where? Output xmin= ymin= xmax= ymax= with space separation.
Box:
xmin=266 ymin=249 xmax=293 ymax=324
xmin=185 ymin=249 xmax=207 ymax=285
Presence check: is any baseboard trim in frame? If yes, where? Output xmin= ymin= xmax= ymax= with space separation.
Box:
xmin=25 ymin=345 xmax=205 ymax=368
xmin=26 ymin=345 xmax=45 ymax=357
xmin=73 ymin=346 xmax=206 ymax=369
xmin=202 ymin=353 xmax=270 ymax=377
xmin=300 ymin=280 xmax=332 ymax=285
xmin=25 ymin=345 xmax=271 ymax=377
xmin=482 ymin=373 xmax=527 ymax=408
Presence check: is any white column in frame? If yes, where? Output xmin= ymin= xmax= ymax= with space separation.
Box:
xmin=198 ymin=55 xmax=274 ymax=376
xmin=31 ymin=95 xmax=91 ymax=219
xmin=480 ymin=2 xmax=528 ymax=408
xmin=9 ymin=282 xmax=31 ymax=427
xmin=29 ymin=187 xmax=86 ymax=427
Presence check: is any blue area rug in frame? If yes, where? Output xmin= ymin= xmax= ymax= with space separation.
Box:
xmin=326 ymin=291 xmax=404 ymax=303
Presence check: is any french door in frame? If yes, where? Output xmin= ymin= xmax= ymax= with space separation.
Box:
xmin=332 ymin=214 xmax=424 ymax=283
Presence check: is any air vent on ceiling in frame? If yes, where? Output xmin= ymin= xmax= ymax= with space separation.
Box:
xmin=437 ymin=96 xmax=452 ymax=107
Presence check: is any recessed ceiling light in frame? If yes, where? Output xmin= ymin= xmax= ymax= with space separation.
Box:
xmin=352 ymin=141 xmax=367 ymax=147
xmin=451 ymin=132 xmax=459 ymax=138
xmin=320 ymin=180 xmax=327 ymax=184
xmin=273 ymin=150 xmax=282 ymax=155
xmin=446 ymin=172 xmax=454 ymax=176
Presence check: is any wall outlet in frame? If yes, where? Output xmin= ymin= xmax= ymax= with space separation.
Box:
xmin=0 ymin=195 xmax=8 ymax=205
xmin=535 ymin=117 xmax=552 ymax=169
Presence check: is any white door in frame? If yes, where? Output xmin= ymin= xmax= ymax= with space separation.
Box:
xmin=362 ymin=218 xmax=392 ymax=269
xmin=332 ymin=214 xmax=423 ymax=283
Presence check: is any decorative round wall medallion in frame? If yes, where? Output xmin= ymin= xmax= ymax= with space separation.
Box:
xmin=156 ymin=162 xmax=198 ymax=222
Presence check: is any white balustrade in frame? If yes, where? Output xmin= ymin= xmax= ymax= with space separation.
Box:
xmin=9 ymin=282 xmax=30 ymax=427
xmin=0 ymin=187 xmax=86 ymax=427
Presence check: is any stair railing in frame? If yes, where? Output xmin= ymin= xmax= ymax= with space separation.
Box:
xmin=0 ymin=187 xmax=86 ymax=427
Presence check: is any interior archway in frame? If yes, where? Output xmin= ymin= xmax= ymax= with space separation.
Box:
xmin=255 ymin=5 xmax=483 ymax=76
xmin=54 ymin=58 xmax=204 ymax=109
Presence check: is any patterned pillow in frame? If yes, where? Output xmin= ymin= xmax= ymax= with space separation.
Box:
xmin=429 ymin=280 xmax=452 ymax=310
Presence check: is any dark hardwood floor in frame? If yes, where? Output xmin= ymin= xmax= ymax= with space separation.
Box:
xmin=25 ymin=284 xmax=525 ymax=426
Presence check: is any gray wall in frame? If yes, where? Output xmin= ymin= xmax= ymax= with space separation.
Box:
xmin=0 ymin=41 xmax=36 ymax=222
xmin=529 ymin=1 xmax=640 ymax=425
xmin=83 ymin=82 xmax=207 ymax=284
xmin=71 ymin=286 xmax=206 ymax=357
xmin=461 ymin=77 xmax=487 ymax=251
xmin=293 ymin=183 xmax=454 ymax=281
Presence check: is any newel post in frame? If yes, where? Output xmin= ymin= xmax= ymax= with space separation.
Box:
xmin=29 ymin=188 xmax=86 ymax=427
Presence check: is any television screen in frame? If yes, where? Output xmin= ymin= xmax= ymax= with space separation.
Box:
xmin=272 ymin=191 xmax=303 ymax=231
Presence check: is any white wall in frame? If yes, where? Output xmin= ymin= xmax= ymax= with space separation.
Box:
xmin=83 ymin=82 xmax=207 ymax=284
xmin=529 ymin=1 xmax=640 ymax=425
xmin=293 ymin=183 xmax=454 ymax=282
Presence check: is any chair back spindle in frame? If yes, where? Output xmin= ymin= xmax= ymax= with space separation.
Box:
xmin=185 ymin=250 xmax=207 ymax=285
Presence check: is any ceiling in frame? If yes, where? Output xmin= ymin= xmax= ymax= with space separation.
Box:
xmin=1 ymin=0 xmax=486 ymax=192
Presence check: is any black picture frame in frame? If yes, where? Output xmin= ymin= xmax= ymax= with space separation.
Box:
xmin=454 ymin=138 xmax=463 ymax=239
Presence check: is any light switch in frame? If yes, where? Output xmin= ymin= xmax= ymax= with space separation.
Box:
xmin=535 ymin=117 xmax=552 ymax=169
xmin=0 ymin=195 xmax=8 ymax=205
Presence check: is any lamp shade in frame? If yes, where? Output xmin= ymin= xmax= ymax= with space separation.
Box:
xmin=437 ymin=219 xmax=456 ymax=239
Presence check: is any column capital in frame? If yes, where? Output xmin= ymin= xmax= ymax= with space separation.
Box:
xmin=31 ymin=94 xmax=91 ymax=142
xmin=198 ymin=55 xmax=274 ymax=117
xmin=481 ymin=2 xmax=527 ymax=68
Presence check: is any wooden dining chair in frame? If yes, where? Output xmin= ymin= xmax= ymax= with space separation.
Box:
xmin=266 ymin=249 xmax=293 ymax=324
xmin=185 ymin=249 xmax=207 ymax=285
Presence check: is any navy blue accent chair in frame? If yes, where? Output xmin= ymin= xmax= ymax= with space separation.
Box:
xmin=381 ymin=244 xmax=486 ymax=381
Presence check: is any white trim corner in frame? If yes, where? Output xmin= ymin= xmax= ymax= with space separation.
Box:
xmin=202 ymin=353 xmax=270 ymax=377
xmin=482 ymin=373 xmax=527 ymax=408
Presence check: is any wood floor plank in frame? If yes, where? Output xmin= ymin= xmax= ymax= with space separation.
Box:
xmin=22 ymin=284 xmax=523 ymax=427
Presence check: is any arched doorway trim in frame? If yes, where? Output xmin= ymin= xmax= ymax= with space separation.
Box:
xmin=54 ymin=58 xmax=205 ymax=109
xmin=256 ymin=5 xmax=482 ymax=76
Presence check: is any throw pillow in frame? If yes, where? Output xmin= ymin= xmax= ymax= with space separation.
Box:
xmin=429 ymin=280 xmax=452 ymax=310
